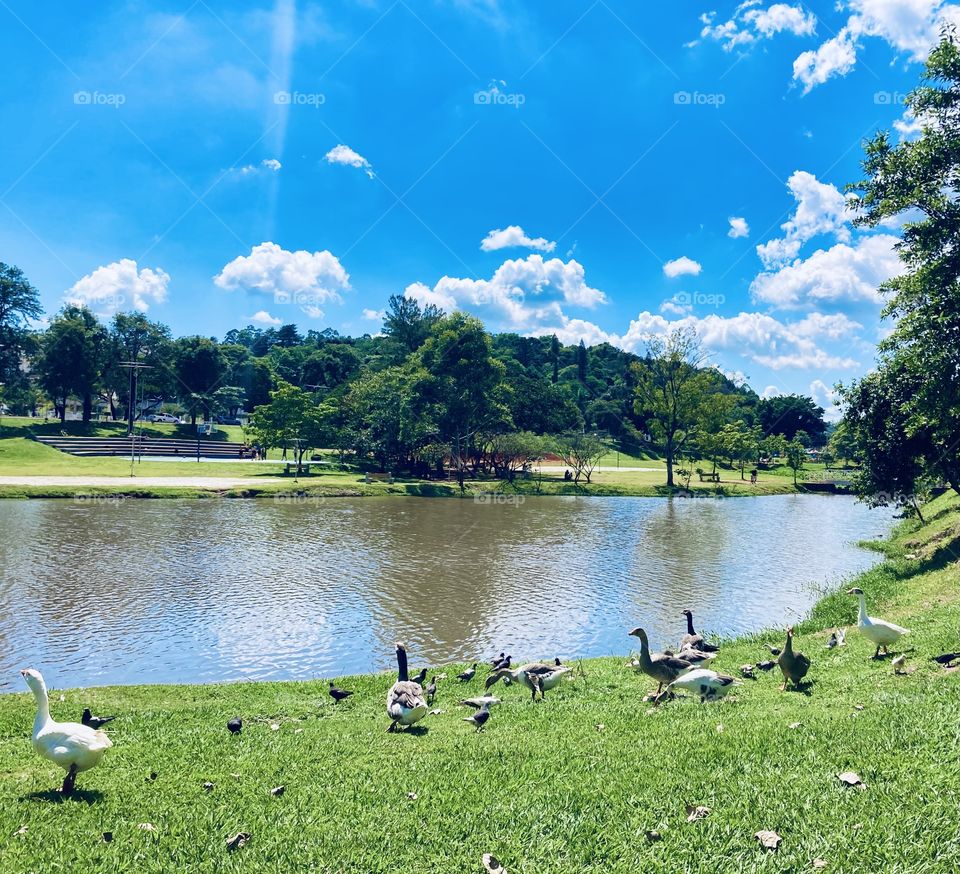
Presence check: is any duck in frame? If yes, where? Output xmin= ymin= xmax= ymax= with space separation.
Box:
xmin=462 ymin=703 xmax=492 ymax=732
xmin=667 ymin=668 xmax=741 ymax=702
xmin=847 ymin=587 xmax=910 ymax=658
xmin=386 ymin=643 xmax=428 ymax=732
xmin=21 ymin=668 xmax=112 ymax=795
xmin=777 ymin=627 xmax=810 ymax=691
xmin=485 ymin=662 xmax=571 ymax=700
xmin=679 ymin=610 xmax=720 ymax=653
xmin=628 ymin=627 xmax=695 ymax=696
xmin=763 ymin=643 xmax=782 ymax=656
xmin=825 ymin=632 xmax=838 ymax=649
xmin=81 ymin=708 xmax=116 ymax=730
xmin=328 ymin=682 xmax=353 ymax=703
xmin=457 ymin=664 xmax=478 ymax=682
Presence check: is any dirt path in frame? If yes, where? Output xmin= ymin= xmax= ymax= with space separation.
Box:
xmin=0 ymin=476 xmax=282 ymax=489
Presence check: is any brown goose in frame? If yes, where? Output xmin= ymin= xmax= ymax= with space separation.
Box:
xmin=386 ymin=643 xmax=428 ymax=732
xmin=777 ymin=627 xmax=810 ymax=691
xmin=680 ymin=610 xmax=720 ymax=653
xmin=628 ymin=627 xmax=695 ymax=695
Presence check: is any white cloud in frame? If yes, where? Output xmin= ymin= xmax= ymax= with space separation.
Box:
xmin=809 ymin=378 xmax=843 ymax=421
xmin=792 ymin=29 xmax=858 ymax=93
xmin=235 ymin=158 xmax=283 ymax=176
xmin=214 ymin=242 xmax=350 ymax=319
xmin=699 ymin=2 xmax=816 ymax=50
xmin=404 ymin=254 xmax=606 ymax=331
xmin=761 ymin=385 xmax=782 ymax=399
xmin=324 ymin=144 xmax=374 ymax=178
xmin=66 ymin=259 xmax=169 ymax=316
xmin=728 ymin=216 xmax=750 ymax=238
xmin=249 ymin=310 xmax=282 ymax=325
xmin=660 ymin=299 xmax=693 ymax=316
xmin=362 ymin=308 xmax=385 ymax=321
xmin=751 ymin=233 xmax=902 ymax=308
xmin=261 ymin=158 xmax=281 ymax=171
xmin=756 ymin=171 xmax=852 ymax=269
xmin=480 ymin=225 xmax=557 ymax=253
xmin=894 ymin=108 xmax=926 ymax=141
xmin=663 ymin=256 xmax=703 ymax=278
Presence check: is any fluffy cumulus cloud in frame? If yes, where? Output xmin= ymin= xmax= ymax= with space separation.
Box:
xmin=214 ymin=242 xmax=350 ymax=319
xmin=362 ymin=308 xmax=385 ymax=321
xmin=480 ymin=225 xmax=556 ymax=253
xmin=404 ymin=254 xmax=606 ymax=333
xmin=66 ymin=259 xmax=169 ymax=316
xmin=663 ymin=256 xmax=703 ymax=278
xmin=698 ymin=2 xmax=817 ymax=51
xmin=728 ymin=216 xmax=750 ymax=238
xmin=324 ymin=144 xmax=374 ymax=178
xmin=809 ymin=378 xmax=843 ymax=421
xmin=792 ymin=0 xmax=960 ymax=92
xmin=249 ymin=310 xmax=282 ymax=325
xmin=751 ymin=233 xmax=902 ymax=308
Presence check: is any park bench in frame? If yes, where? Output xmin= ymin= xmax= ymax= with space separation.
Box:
xmin=697 ymin=471 xmax=720 ymax=482
xmin=283 ymin=463 xmax=311 ymax=475
xmin=364 ymin=472 xmax=394 ymax=484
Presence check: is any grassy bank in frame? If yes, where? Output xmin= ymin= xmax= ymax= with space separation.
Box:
xmin=1 ymin=496 xmax=958 ymax=872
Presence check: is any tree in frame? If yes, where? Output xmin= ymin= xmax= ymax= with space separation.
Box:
xmin=488 ymin=431 xmax=546 ymax=481
xmin=718 ymin=420 xmax=759 ymax=479
xmin=632 ymin=329 xmax=711 ymax=487
xmin=755 ymin=395 xmax=827 ymax=444
xmin=174 ymin=336 xmax=226 ymax=425
xmin=556 ymin=431 xmax=608 ymax=484
xmin=845 ymin=30 xmax=960 ymax=495
xmin=784 ymin=438 xmax=806 ymax=485
xmin=103 ymin=313 xmax=173 ymax=429
xmin=550 ymin=334 xmax=560 ymax=383
xmin=576 ymin=339 xmax=588 ymax=382
xmin=247 ymin=382 xmax=330 ymax=475
xmin=0 ymin=263 xmax=43 ymax=385
xmin=382 ymin=294 xmax=443 ymax=356
xmin=827 ymin=421 xmax=858 ymax=467
xmin=36 ymin=306 xmax=107 ymax=422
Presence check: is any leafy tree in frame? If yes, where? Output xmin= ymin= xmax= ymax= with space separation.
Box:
xmin=784 ymin=438 xmax=807 ymax=485
xmin=174 ymin=336 xmax=227 ymax=424
xmin=827 ymin=421 xmax=858 ymax=467
xmin=556 ymin=431 xmax=608 ymax=484
xmin=36 ymin=306 xmax=107 ymax=422
xmin=632 ymin=328 xmax=711 ymax=487
xmin=103 ymin=313 xmax=173 ymax=429
xmin=488 ymin=431 xmax=546 ymax=481
xmin=0 ymin=263 xmax=42 ymax=385
xmin=576 ymin=339 xmax=588 ymax=382
xmin=718 ymin=420 xmax=760 ymax=479
xmin=550 ymin=334 xmax=560 ymax=383
xmin=382 ymin=294 xmax=443 ymax=356
xmin=845 ymin=30 xmax=960 ymax=495
xmin=756 ymin=395 xmax=827 ymax=444
xmin=247 ymin=382 xmax=330 ymax=475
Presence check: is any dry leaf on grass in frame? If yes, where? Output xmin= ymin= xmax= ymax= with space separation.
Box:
xmin=270 ymin=723 xmax=280 ymax=731
xmin=813 ymin=860 xmax=828 ymax=869
xmin=686 ymin=805 xmax=711 ymax=822
xmin=226 ymin=832 xmax=251 ymax=851
xmin=14 ymin=825 xmax=27 ymax=836
xmin=756 ymin=830 xmax=782 ymax=850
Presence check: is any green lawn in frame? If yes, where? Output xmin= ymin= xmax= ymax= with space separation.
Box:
xmin=1 ymin=496 xmax=958 ymax=872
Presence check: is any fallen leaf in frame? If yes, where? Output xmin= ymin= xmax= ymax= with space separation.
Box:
xmin=230 ymin=773 xmax=241 ymax=779
xmin=716 ymin=724 xmax=724 ymax=733
xmin=645 ymin=830 xmax=662 ymax=842
xmin=756 ymin=830 xmax=782 ymax=850
xmin=271 ymin=785 xmax=285 ymax=797
xmin=226 ymin=832 xmax=251 ymax=851
xmin=138 ymin=823 xmax=155 ymax=832
xmin=852 ymin=822 xmax=863 ymax=831
xmin=838 ymin=771 xmax=866 ymax=790
xmin=482 ymin=852 xmax=507 ymax=873
xmin=102 ymin=832 xmax=113 ymax=843
xmin=686 ymin=805 xmax=711 ymax=822
xmin=58 ymin=694 xmax=65 ymax=702
xmin=789 ymin=722 xmax=802 ymax=729
xmin=270 ymin=723 xmax=280 ymax=731
xmin=203 ymin=782 xmax=215 ymax=792
xmin=294 ymin=728 xmax=304 ymax=734
xmin=813 ymin=860 xmax=828 ymax=870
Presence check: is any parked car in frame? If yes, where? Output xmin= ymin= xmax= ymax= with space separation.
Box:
xmin=215 ymin=416 xmax=243 ymax=425
xmin=147 ymin=413 xmax=181 ymax=423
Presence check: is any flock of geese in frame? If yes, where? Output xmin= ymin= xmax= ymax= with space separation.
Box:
xmin=18 ymin=588 xmax=914 ymax=796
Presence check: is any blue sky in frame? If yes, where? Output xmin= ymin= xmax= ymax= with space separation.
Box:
xmin=0 ymin=1 xmax=951 ymax=411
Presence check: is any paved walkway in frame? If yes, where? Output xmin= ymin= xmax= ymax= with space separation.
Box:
xmin=0 ymin=476 xmax=282 ymax=489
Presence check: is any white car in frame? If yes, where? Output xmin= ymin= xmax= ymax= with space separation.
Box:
xmin=147 ymin=413 xmax=181 ymax=423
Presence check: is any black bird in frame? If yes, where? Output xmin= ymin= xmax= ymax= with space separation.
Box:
xmin=489 ymin=652 xmax=505 ymax=668
xmin=227 ymin=717 xmax=243 ymax=734
xmin=764 ymin=643 xmax=782 ymax=656
xmin=554 ymin=657 xmax=564 ymax=666
xmin=409 ymin=668 xmax=428 ymax=686
xmin=426 ymin=676 xmax=437 ymax=704
xmin=328 ymin=682 xmax=353 ymax=703
xmin=492 ymin=654 xmax=511 ymax=671
xmin=462 ymin=704 xmax=491 ymax=732
xmin=457 ymin=663 xmax=478 ymax=682
xmin=81 ymin=708 xmax=116 ymax=729
xmin=757 ymin=660 xmax=776 ymax=671
xmin=932 ymin=651 xmax=960 ymax=665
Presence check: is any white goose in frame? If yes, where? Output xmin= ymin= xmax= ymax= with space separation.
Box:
xmin=847 ymin=587 xmax=910 ymax=658
xmin=21 ymin=668 xmax=113 ymax=795
xmin=668 ymin=668 xmax=741 ymax=702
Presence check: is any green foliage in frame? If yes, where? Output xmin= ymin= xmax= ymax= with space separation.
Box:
xmin=0 ymin=262 xmax=42 ymax=385
xmin=36 ymin=306 xmax=107 ymax=422
xmin=247 ymin=382 xmax=332 ymax=472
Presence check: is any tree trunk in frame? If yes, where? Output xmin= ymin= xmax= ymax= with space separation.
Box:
xmin=82 ymin=392 xmax=93 ymax=423
xmin=59 ymin=399 xmax=67 ymax=424
xmin=665 ymin=441 xmax=674 ymax=487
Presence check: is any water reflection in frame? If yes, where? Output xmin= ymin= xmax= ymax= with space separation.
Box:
xmin=0 ymin=495 xmax=892 ymax=689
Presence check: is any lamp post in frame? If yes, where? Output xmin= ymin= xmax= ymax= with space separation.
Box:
xmin=118 ymin=362 xmax=152 ymax=476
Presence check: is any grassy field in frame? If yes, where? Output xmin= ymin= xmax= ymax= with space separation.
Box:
xmin=1 ymin=496 xmax=958 ymax=872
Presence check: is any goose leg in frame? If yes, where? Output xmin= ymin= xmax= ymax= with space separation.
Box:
xmin=61 ymin=764 xmax=77 ymax=795
xmin=386 ymin=721 xmax=397 ymax=733
xmin=873 ymin=645 xmax=882 ymax=659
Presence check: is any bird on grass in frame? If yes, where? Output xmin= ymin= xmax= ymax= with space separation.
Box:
xmin=847 ymin=587 xmax=910 ymax=659
xmin=489 ymin=652 xmax=506 ymax=668
xmin=763 ymin=643 xmax=782 ymax=656
xmin=679 ymin=610 xmax=720 ymax=653
xmin=667 ymin=668 xmax=741 ymax=702
xmin=21 ymin=669 xmax=112 ymax=796
xmin=462 ymin=704 xmax=492 ymax=732
xmin=457 ymin=664 xmax=478 ymax=682
xmin=227 ymin=718 xmax=242 ymax=734
xmin=409 ymin=668 xmax=428 ymax=686
xmin=777 ymin=627 xmax=810 ymax=691
xmin=386 ymin=643 xmax=428 ymax=733
xmin=485 ymin=663 xmax=569 ymax=701
xmin=892 ymin=655 xmax=907 ymax=675
xmin=628 ymin=627 xmax=695 ymax=697
xmin=328 ymin=682 xmax=353 ymax=703
xmin=826 ymin=632 xmax=838 ymax=649
xmin=426 ymin=676 xmax=437 ymax=704
xmin=460 ymin=696 xmax=501 ymax=709
xmin=674 ymin=646 xmax=718 ymax=667
xmin=81 ymin=708 xmax=116 ymax=730
xmin=491 ymin=654 xmax=512 ymax=671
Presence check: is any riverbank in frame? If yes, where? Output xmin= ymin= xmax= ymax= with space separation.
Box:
xmin=1 ymin=495 xmax=957 ymax=872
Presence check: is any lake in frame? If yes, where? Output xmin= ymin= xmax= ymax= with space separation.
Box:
xmin=0 ymin=494 xmax=894 ymax=689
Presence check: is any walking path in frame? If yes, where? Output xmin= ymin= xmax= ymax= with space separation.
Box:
xmin=0 ymin=476 xmax=282 ymax=489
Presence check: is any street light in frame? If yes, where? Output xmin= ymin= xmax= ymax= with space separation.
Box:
xmin=118 ymin=362 xmax=152 ymax=476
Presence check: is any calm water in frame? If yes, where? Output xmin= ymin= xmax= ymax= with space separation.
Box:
xmin=0 ymin=495 xmax=893 ymax=689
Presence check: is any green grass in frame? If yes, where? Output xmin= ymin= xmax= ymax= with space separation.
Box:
xmin=1 ymin=496 xmax=958 ymax=871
